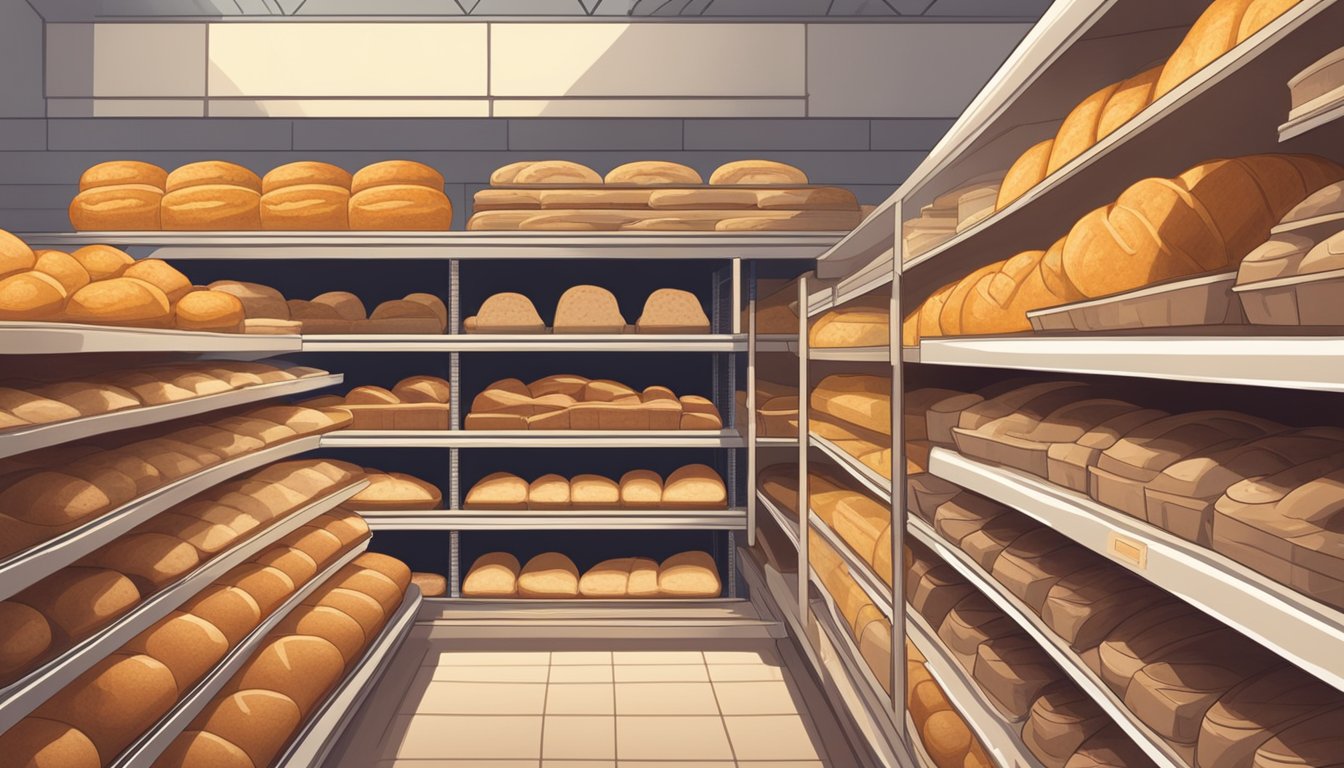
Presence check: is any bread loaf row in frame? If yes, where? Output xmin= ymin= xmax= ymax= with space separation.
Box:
xmin=464 ymin=464 xmax=726 ymax=510
xmin=809 ymin=294 xmax=889 ymax=348
xmin=462 ymin=550 xmax=720 ymax=599
xmin=467 ymin=285 xmax=710 ymax=334
xmin=808 ymin=373 xmax=894 ymax=480
xmin=1235 ymin=180 xmax=1344 ymax=326
xmin=466 ymin=374 xmax=722 ymax=431
xmin=303 ymin=375 xmax=451 ymax=431
xmin=70 ymin=160 xmax=452 ymax=231
xmin=491 ymin=159 xmax=807 ymax=188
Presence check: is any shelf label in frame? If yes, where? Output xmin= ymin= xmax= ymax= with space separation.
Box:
xmin=1108 ymin=533 xmax=1148 ymax=570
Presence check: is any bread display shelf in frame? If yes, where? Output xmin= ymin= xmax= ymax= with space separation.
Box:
xmin=756 ymin=334 xmax=797 ymax=353
xmin=321 ymin=430 xmax=747 ymax=448
xmin=273 ymin=587 xmax=422 ymax=768
xmin=906 ymin=606 xmax=1046 ymax=768
xmin=303 ymin=334 xmax=746 ymax=353
xmin=361 ymin=508 xmax=747 ymax=531
xmin=758 ymin=491 xmax=800 ymax=549
xmin=1279 ymin=94 xmax=1344 ymax=141
xmin=0 ymin=320 xmax=300 ymax=355
xmin=810 ymin=512 xmax=893 ymax=622
xmin=1025 ymin=273 xmax=1244 ymax=333
xmin=810 ymin=432 xmax=892 ymax=502
xmin=0 ymin=372 xmax=341 ymax=460
xmin=0 ymin=434 xmax=323 ymax=603
xmin=758 ymin=436 xmax=800 ymax=447
xmin=15 ymin=232 xmax=838 ymax=261
xmin=811 ymin=247 xmax=895 ymax=314
xmin=899 ymin=0 xmax=1341 ymax=276
xmin=914 ymin=334 xmax=1344 ymax=392
xmin=929 ymin=447 xmax=1344 ymax=693
xmin=419 ymin=596 xmax=776 ymax=640
xmin=0 ymin=479 xmax=366 ymax=735
xmin=906 ymin=516 xmax=1185 ymax=768
xmin=810 ymin=346 xmax=891 ymax=362
xmin=809 ymin=577 xmax=900 ymax=733
xmin=109 ymin=538 xmax=370 ymax=768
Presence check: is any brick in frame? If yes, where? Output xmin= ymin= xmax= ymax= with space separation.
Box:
xmin=507 ymin=119 xmax=682 ymax=151
xmin=684 ymin=119 xmax=868 ymax=150
xmin=0 ymin=121 xmax=47 ymax=151
xmin=869 ymin=118 xmax=955 ymax=150
xmin=46 ymin=99 xmax=205 ymax=118
xmin=48 ymin=119 xmax=292 ymax=151
xmin=47 ymin=24 xmax=207 ymax=98
xmin=292 ymin=118 xmax=504 ymax=150
xmin=0 ymin=2 xmax=44 ymax=118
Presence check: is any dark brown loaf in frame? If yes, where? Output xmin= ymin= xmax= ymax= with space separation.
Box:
xmin=35 ymin=652 xmax=178 ymax=763
xmin=190 ymin=689 xmax=301 ymax=768
xmin=15 ymin=567 xmax=140 ymax=643
xmin=0 ymin=717 xmax=101 ymax=768
xmin=229 ymin=635 xmax=345 ymax=717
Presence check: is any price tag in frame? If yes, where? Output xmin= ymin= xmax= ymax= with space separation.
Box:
xmin=1108 ymin=532 xmax=1148 ymax=570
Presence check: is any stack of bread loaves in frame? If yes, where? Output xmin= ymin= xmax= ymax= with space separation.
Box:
xmin=1234 ymin=178 xmax=1344 ymax=325
xmin=463 ymin=464 xmax=726 ymax=510
xmin=462 ymin=550 xmax=721 ymax=599
xmin=468 ymin=159 xmax=864 ymax=231
xmin=467 ymin=374 xmax=722 ymax=431
xmin=302 ymin=375 xmax=450 ymax=431
xmin=467 ymin=284 xmax=710 ymax=334
xmin=902 ymin=173 xmax=1003 ymax=259
xmin=208 ymin=283 xmax=448 ymax=336
xmin=904 ymin=153 xmax=1344 ymax=342
xmin=70 ymin=159 xmax=452 ymax=231
xmin=810 ymin=373 xmax=892 ymax=478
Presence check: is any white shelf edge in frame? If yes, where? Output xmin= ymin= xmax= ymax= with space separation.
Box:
xmin=906 ymin=517 xmax=1185 ymax=768
xmin=809 ymin=346 xmax=891 ymax=363
xmin=0 ymin=480 xmax=366 ymax=735
xmin=1278 ymin=97 xmax=1344 ymax=141
xmin=807 ymin=572 xmax=902 ymax=733
xmin=809 ymin=432 xmax=894 ymax=502
xmin=757 ymin=491 xmax=800 ymax=549
xmin=274 ymin=586 xmax=424 ymax=768
xmin=0 ymin=434 xmax=324 ymax=603
xmin=0 ymin=321 xmax=301 ymax=356
xmin=114 ymin=537 xmax=371 ymax=768
xmin=756 ymin=334 xmax=798 ymax=354
xmin=302 ymin=334 xmax=747 ymax=353
xmin=914 ymin=335 xmax=1344 ymax=392
xmin=321 ymin=430 xmax=746 ymax=448
xmin=0 ymin=373 xmax=341 ymax=460
xmin=361 ymin=508 xmax=746 ymax=531
xmin=928 ymin=447 xmax=1344 ymax=693
xmin=809 ymin=510 xmax=894 ymax=622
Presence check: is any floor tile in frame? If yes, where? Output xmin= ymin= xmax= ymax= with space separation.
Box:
xmin=702 ymin=648 xmax=780 ymax=666
xmin=615 ymin=682 xmax=720 ymax=715
xmin=430 ymin=651 xmax=551 ymax=666
xmin=546 ymin=683 xmax=615 ymax=715
xmin=434 ymin=665 xmax=551 ymax=683
xmin=412 ymin=682 xmax=548 ymax=715
xmin=378 ymin=761 xmax=539 ymax=767
xmin=550 ymin=665 xmax=615 ymax=684
xmin=614 ymin=664 xmax=709 ymax=683
xmin=712 ymin=681 xmax=799 ymax=715
xmin=612 ymin=650 xmax=705 ymax=665
xmin=724 ymin=715 xmax=822 ymax=761
xmin=707 ymin=664 xmax=786 ymax=682
xmin=736 ymin=761 xmax=826 ymax=767
xmin=543 ymin=762 xmax=614 ymax=768
xmin=386 ymin=714 xmax=543 ymax=760
xmin=543 ymin=716 xmax=616 ymax=760
xmin=616 ymin=716 xmax=734 ymax=760
xmin=615 ymin=763 xmax=734 ymax=768
xmin=552 ymin=651 xmax=613 ymax=665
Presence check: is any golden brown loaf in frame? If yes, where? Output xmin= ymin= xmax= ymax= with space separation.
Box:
xmin=351 ymin=160 xmax=444 ymax=195
xmin=0 ymin=718 xmax=101 ymax=767
xmin=657 ymin=551 xmax=721 ymax=597
xmin=553 ymin=285 xmax=626 ymax=333
xmin=1098 ymin=64 xmax=1163 ymax=139
xmin=0 ymin=228 xmax=35 ymax=278
xmin=174 ymin=290 xmax=245 ymax=333
xmin=605 ymin=160 xmax=702 ymax=186
xmin=71 ymin=245 xmax=134 ymax=281
xmin=511 ymin=160 xmax=602 ymax=186
xmin=463 ymin=552 xmax=521 ymax=597
xmin=518 ymin=552 xmax=581 ymax=597
xmin=124 ymin=259 xmax=193 ymax=303
xmin=161 ymin=185 xmax=263 ymax=230
xmin=79 ymin=160 xmax=167 ymax=192
xmin=636 ymin=288 xmax=710 ymax=333
xmin=348 ymin=185 xmax=452 ymax=230
xmin=165 ymin=161 xmax=262 ymax=194
xmin=0 ymin=271 xmax=67 ymax=321
xmin=262 ymin=161 xmax=353 ymax=194
xmin=469 ymin=292 xmax=546 ymax=333
xmin=69 ymin=184 xmax=163 ymax=231
xmin=261 ymin=184 xmax=351 ymax=230
xmin=33 ymin=250 xmax=91 ymax=294
xmin=996 ymin=139 xmax=1054 ymax=211
xmin=709 ymin=159 xmax=808 ymax=186
xmin=65 ymin=278 xmax=172 ymax=328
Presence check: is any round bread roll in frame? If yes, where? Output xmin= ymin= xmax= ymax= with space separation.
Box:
xmin=207 ymin=280 xmax=289 ymax=320
xmin=35 ymin=652 xmax=178 ymax=761
xmin=462 ymin=552 xmax=521 ymax=597
xmin=307 ymin=586 xmax=386 ymax=637
xmin=348 ymin=185 xmax=453 ymax=231
xmin=69 ymin=185 xmax=163 ymax=231
xmin=233 ymin=635 xmax=345 ymax=716
xmin=490 ymin=161 xmax=533 ymax=186
xmin=662 ymin=464 xmax=727 ymax=509
xmin=193 ymin=689 xmax=301 ymax=768
xmin=657 ymin=551 xmax=721 ymax=598
xmin=154 ymin=730 xmax=255 ymax=768
xmin=162 ymin=185 xmax=262 ymax=230
xmin=165 ymin=161 xmax=262 ymax=194
xmin=70 ymin=244 xmax=134 ymax=281
xmin=311 ymin=291 xmax=367 ymax=321
xmin=33 ymin=250 xmax=91 ymax=294
xmin=261 ymin=184 xmax=350 ymax=230
xmin=518 ymin=552 xmax=580 ymax=598
xmin=403 ymin=292 xmax=448 ymax=329
xmin=512 ymin=160 xmax=602 ymax=186
xmin=619 ymin=469 xmax=663 ymax=508
xmin=345 ymin=385 xmax=399 ymax=405
xmin=922 ymin=709 xmax=973 ymax=766
xmin=392 ymin=375 xmax=450 ymax=404
xmin=0 ymin=228 xmax=36 ymax=278
xmin=175 ymin=290 xmax=245 ymax=333
xmin=66 ymin=277 xmax=173 ymax=327
xmin=124 ymin=611 xmax=228 ymax=693
xmin=350 ymin=552 xmax=412 ymax=591
xmin=411 ymin=571 xmax=447 ymax=597
xmin=709 ymin=160 xmax=808 ymax=186
xmin=263 ymin=161 xmax=352 ymax=193
xmin=274 ymin=605 xmax=368 ymax=664
xmin=350 ymin=160 xmax=444 ymax=195
xmin=0 ymin=602 xmax=52 ymax=682
xmin=183 ymin=586 xmax=262 ymax=645
xmin=80 ymin=160 xmax=168 ymax=192
xmin=0 ymin=271 xmax=67 ymax=321
xmin=333 ymin=566 xmax=402 ymax=613
xmin=0 ymin=717 xmax=101 ymax=768
xmin=605 ymin=161 xmax=702 ymax=186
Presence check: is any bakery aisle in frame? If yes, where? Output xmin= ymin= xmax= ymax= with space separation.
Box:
xmin=328 ymin=632 xmax=859 ymax=767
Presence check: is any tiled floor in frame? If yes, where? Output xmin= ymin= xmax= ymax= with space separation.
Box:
xmin=336 ymin=635 xmax=857 ymax=767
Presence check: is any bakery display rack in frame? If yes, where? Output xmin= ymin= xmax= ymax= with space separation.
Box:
xmin=0 ymin=434 xmax=325 ymax=603
xmin=0 ymin=478 xmax=368 ymax=736
xmin=0 ymin=320 xmax=301 ymax=356
xmin=302 ymin=333 xmax=747 ymax=353
xmin=757 ymin=491 xmax=800 ymax=549
xmin=810 ymin=432 xmax=894 ymax=502
xmin=321 ymin=429 xmax=748 ymax=449
xmin=809 ymin=509 xmax=893 ymax=622
xmin=418 ymin=595 xmax=776 ymax=640
xmin=360 ymin=507 xmax=747 ymax=531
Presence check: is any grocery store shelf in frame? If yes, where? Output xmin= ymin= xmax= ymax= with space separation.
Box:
xmin=275 ymin=586 xmax=423 ymax=768
xmin=907 ymin=516 xmax=1185 ymax=768
xmin=16 ymin=232 xmax=839 ymax=261
xmin=758 ymin=491 xmax=800 ymax=549
xmin=420 ymin=598 xmax=778 ymax=640
xmin=1279 ymin=97 xmax=1344 ymax=141
xmin=810 ymin=512 xmax=893 ymax=621
xmin=0 ymin=373 xmax=341 ymax=460
xmin=0 ymin=434 xmax=324 ymax=603
xmin=907 ymin=608 xmax=1045 ymax=768
xmin=0 ymin=479 xmax=366 ymax=736
xmin=808 ymin=576 xmax=901 ymax=735
xmin=113 ymin=538 xmax=371 ymax=768
xmin=810 ymin=432 xmax=892 ymax=501
xmin=810 ymin=346 xmax=891 ymax=362
xmin=929 ymin=448 xmax=1344 ymax=693
xmin=302 ymin=334 xmax=746 ymax=353
xmin=757 ymin=335 xmax=799 ymax=354
xmin=814 ymin=196 xmax=897 ymax=280
xmin=812 ymin=248 xmax=894 ymax=314
xmin=914 ymin=334 xmax=1344 ymax=392
xmin=901 ymin=346 xmax=920 ymax=364
xmin=361 ymin=507 xmax=746 ymax=531
xmin=322 ymin=429 xmax=746 ymax=448
xmin=0 ymin=320 xmax=300 ymax=356
xmin=758 ymin=436 xmax=800 ymax=448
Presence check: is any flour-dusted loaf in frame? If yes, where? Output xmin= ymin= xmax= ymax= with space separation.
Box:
xmin=635 ymin=288 xmax=710 ymax=333
xmin=709 ymin=160 xmax=808 ymax=186
xmin=553 ymin=284 xmax=626 ymax=333
xmin=518 ymin=552 xmax=580 ymax=598
xmin=469 ymin=292 xmax=546 ymax=333
xmin=657 ymin=551 xmax=721 ymax=598
xmin=462 ymin=552 xmax=521 ymax=597
xmin=661 ymin=464 xmax=727 ymax=509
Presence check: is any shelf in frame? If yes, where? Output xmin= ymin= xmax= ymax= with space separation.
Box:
xmin=809 ymin=511 xmax=893 ymax=621
xmin=0 ymin=434 xmax=324 ymax=603
xmin=0 ymin=373 xmax=341 ymax=460
xmin=812 ymin=248 xmax=895 ymax=313
xmin=1279 ymin=96 xmax=1344 ymax=142
xmin=810 ymin=346 xmax=890 ymax=363
xmin=111 ymin=538 xmax=370 ymax=768
xmin=0 ymin=321 xmax=300 ymax=356
xmin=901 ymin=346 xmax=920 ymax=364
xmin=905 ymin=714 xmax=937 ymax=768
xmin=274 ymin=586 xmax=423 ymax=768
xmin=907 ymin=607 xmax=1046 ymax=768
xmin=361 ymin=507 xmax=746 ymax=531
xmin=808 ymin=572 xmax=901 ymax=735
xmin=0 ymin=479 xmax=366 ymax=735
xmin=322 ymin=430 xmax=746 ymax=448
xmin=757 ymin=436 xmax=800 ymax=448
xmin=757 ymin=491 xmax=800 ymax=549
xmin=420 ymin=597 xmax=777 ymax=640
xmin=757 ymin=334 xmax=798 ymax=354
xmin=809 ymin=432 xmax=892 ymax=502
xmin=914 ymin=334 xmax=1344 ymax=392
xmin=15 ymin=232 xmax=839 ymax=261
xmin=303 ymin=334 xmax=746 ymax=353
xmin=928 ymin=448 xmax=1344 ymax=693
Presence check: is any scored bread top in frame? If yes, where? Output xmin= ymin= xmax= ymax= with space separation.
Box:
xmin=165 ymin=161 xmax=262 ymax=194
xmin=605 ymin=161 xmax=703 ymax=186
xmin=350 ymin=160 xmax=444 ymax=195
xmin=553 ymin=285 xmax=626 ymax=332
xmin=262 ymin=161 xmax=352 ymax=194
xmin=709 ymin=160 xmax=808 ymax=186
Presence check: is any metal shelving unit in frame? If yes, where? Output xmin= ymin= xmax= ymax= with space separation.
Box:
xmin=302 ymin=334 xmax=747 ymax=353
xmin=757 ymin=491 xmax=800 ymax=549
xmin=322 ymin=429 xmax=747 ymax=448
xmin=810 ymin=511 xmax=892 ymax=622
xmin=810 ymin=432 xmax=893 ymax=502
xmin=0 ymin=434 xmax=324 ymax=603
xmin=0 ymin=480 xmax=367 ymax=735
xmin=0 ymin=321 xmax=300 ymax=356
xmin=361 ymin=507 xmax=747 ymax=531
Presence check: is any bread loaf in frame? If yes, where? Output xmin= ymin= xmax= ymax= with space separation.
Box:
xmin=35 ymin=652 xmax=178 ymax=762
xmin=657 ymin=551 xmax=721 ymax=598
xmin=463 ymin=552 xmax=521 ymax=597
xmin=33 ymin=250 xmax=91 ymax=294
xmin=368 ymin=297 xmax=444 ymax=333
xmin=65 ymin=277 xmax=173 ymax=327
xmin=522 ymin=473 xmax=567 ymax=509
xmin=810 ymin=295 xmax=888 ymax=348
xmin=0 ymin=717 xmax=100 ymax=768
xmin=758 ymin=186 xmax=860 ymax=211
xmin=411 ymin=571 xmax=447 ymax=597
xmin=973 ymin=634 xmax=1057 ymax=719
xmin=509 ymin=160 xmax=601 ymax=186
xmin=80 ymin=160 xmax=167 ymax=192
xmin=192 ymin=689 xmax=301 ymax=768
xmin=182 ymin=586 xmax=261 ymax=646
xmin=348 ymin=185 xmax=452 ymax=230
xmin=166 ymin=161 xmax=261 ymax=194
xmin=351 ymin=160 xmax=442 ymax=194
xmin=1023 ymin=683 xmax=1110 ymax=767
xmin=710 ymin=160 xmax=808 ymax=186
xmin=161 ymin=185 xmax=262 ymax=230
xmin=619 ymin=469 xmax=663 ymax=508
xmin=68 ymin=244 xmax=132 ymax=281
xmin=263 ymin=161 xmax=352 ymax=194
xmin=350 ymin=472 xmax=442 ymax=510
xmin=392 ymin=375 xmax=450 ymax=404
xmin=578 ymin=557 xmax=632 ymax=598
xmin=489 ymin=161 xmax=533 ymax=186
xmin=554 ymin=285 xmax=626 ymax=333
xmin=605 ymin=161 xmax=702 ymax=185
xmin=570 ymin=474 xmax=620 ymax=508
xmin=125 ymin=611 xmax=228 ymax=693
xmin=464 ymin=472 xmax=527 ymax=510
xmin=0 ymin=602 xmax=52 ymax=683
xmin=0 ymin=228 xmax=35 ymax=278
xmin=232 ymin=635 xmax=345 ymax=717
xmin=470 ymin=292 xmax=546 ymax=333
xmin=174 ymin=290 xmax=245 ymax=332
xmin=69 ymin=185 xmax=163 ymax=230
xmin=261 ymin=184 xmax=351 ymax=230
xmin=274 ymin=604 xmax=367 ymax=664
xmin=474 ymin=188 xmax=542 ymax=211
xmin=997 ymin=139 xmax=1055 ymax=210
xmin=0 ymin=271 xmax=67 ymax=321
xmin=1098 ymin=64 xmax=1162 ymax=138
xmin=518 ymin=552 xmax=580 ymax=598
xmin=153 ymin=730 xmax=254 ymax=768
xmin=662 ymin=464 xmax=727 ymax=509
xmin=647 ymin=188 xmax=757 ymax=209
xmin=0 ymin=388 xmax=83 ymax=423
xmin=636 ymin=288 xmax=710 ymax=333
